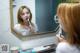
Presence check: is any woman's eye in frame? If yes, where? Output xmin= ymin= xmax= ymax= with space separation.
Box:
xmin=22 ymin=13 xmax=25 ymax=15
xmin=26 ymin=12 xmax=29 ymax=14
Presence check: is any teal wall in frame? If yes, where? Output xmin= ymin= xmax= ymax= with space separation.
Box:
xmin=35 ymin=0 xmax=61 ymax=33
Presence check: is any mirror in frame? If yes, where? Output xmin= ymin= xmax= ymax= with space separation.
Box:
xmin=10 ymin=0 xmax=66 ymax=40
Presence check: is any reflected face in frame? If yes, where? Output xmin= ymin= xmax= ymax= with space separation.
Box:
xmin=20 ymin=8 xmax=30 ymax=21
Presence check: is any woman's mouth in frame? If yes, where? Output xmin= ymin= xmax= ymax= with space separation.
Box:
xmin=25 ymin=17 xmax=29 ymax=20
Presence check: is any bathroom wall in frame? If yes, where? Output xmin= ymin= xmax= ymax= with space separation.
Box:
xmin=0 ymin=0 xmax=57 ymax=49
xmin=36 ymin=0 xmax=59 ymax=32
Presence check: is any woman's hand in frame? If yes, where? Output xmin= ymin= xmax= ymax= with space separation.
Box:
xmin=56 ymin=34 xmax=66 ymax=42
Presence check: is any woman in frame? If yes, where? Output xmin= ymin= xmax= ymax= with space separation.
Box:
xmin=56 ymin=3 xmax=80 ymax=53
xmin=14 ymin=6 xmax=38 ymax=36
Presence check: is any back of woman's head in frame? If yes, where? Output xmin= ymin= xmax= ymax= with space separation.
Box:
xmin=57 ymin=3 xmax=80 ymax=45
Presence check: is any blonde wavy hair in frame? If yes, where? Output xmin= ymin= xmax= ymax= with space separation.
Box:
xmin=57 ymin=3 xmax=80 ymax=45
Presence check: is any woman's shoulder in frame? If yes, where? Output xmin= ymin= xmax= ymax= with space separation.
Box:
xmin=13 ymin=24 xmax=21 ymax=31
xmin=14 ymin=24 xmax=21 ymax=28
xmin=56 ymin=42 xmax=80 ymax=53
xmin=56 ymin=42 xmax=70 ymax=49
xmin=56 ymin=42 xmax=71 ymax=52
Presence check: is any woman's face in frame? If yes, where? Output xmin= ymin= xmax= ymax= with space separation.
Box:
xmin=20 ymin=8 xmax=30 ymax=21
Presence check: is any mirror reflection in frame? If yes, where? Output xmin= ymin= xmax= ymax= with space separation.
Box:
xmin=10 ymin=0 xmax=61 ymax=37
xmin=13 ymin=6 xmax=38 ymax=36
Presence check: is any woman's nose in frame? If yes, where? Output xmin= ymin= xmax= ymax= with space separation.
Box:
xmin=25 ymin=14 xmax=28 ymax=17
